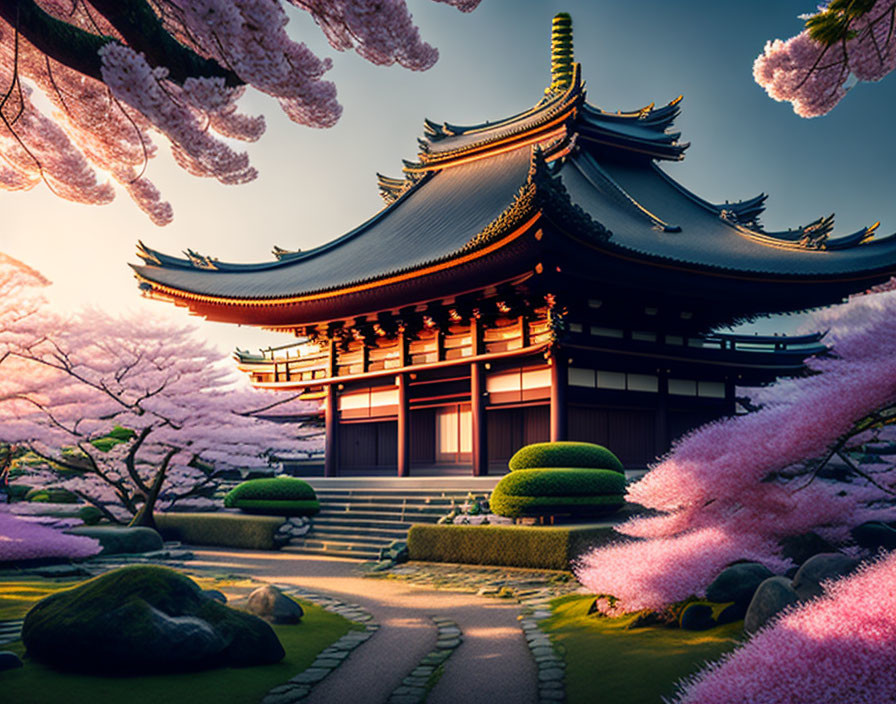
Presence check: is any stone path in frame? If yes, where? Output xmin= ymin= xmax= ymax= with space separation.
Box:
xmin=189 ymin=549 xmax=579 ymax=704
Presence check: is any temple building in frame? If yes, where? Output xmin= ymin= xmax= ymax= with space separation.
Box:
xmin=133 ymin=14 xmax=896 ymax=476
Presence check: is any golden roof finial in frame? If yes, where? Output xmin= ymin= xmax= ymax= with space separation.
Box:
xmin=548 ymin=13 xmax=573 ymax=95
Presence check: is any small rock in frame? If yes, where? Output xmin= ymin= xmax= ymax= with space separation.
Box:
xmin=372 ymin=559 xmax=394 ymax=572
xmin=201 ymin=589 xmax=227 ymax=604
xmin=679 ymin=603 xmax=715 ymax=631
xmin=0 ymin=651 xmax=23 ymax=670
xmin=779 ymin=532 xmax=836 ymax=565
xmin=851 ymin=522 xmax=896 ymax=552
xmin=744 ymin=576 xmax=801 ymax=634
xmin=246 ymin=585 xmax=304 ymax=625
xmin=705 ymin=562 xmax=773 ymax=608
xmin=791 ymin=553 xmax=860 ymax=601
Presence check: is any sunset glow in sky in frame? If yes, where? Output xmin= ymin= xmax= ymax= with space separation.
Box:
xmin=4 ymin=1 xmax=896 ymax=352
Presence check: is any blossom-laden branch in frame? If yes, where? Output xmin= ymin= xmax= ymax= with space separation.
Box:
xmin=756 ymin=0 xmax=896 ymax=117
xmin=0 ymin=0 xmax=481 ymax=224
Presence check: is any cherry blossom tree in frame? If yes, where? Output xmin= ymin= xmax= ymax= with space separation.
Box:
xmin=0 ymin=0 xmax=480 ymax=224
xmin=671 ymin=552 xmax=896 ymax=704
xmin=755 ymin=0 xmax=896 ymax=117
xmin=0 ymin=304 xmax=321 ymax=530
xmin=0 ymin=251 xmax=53 ymax=497
xmin=575 ymin=285 xmax=896 ymax=614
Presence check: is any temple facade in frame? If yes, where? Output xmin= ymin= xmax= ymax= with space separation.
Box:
xmin=133 ymin=14 xmax=896 ymax=476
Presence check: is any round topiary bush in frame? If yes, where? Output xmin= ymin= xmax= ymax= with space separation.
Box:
xmin=508 ymin=441 xmax=624 ymax=473
xmin=224 ymin=477 xmax=319 ymax=517
xmin=489 ymin=468 xmax=626 ymax=518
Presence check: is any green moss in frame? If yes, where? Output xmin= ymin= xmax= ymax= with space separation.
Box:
xmin=542 ymin=594 xmax=743 ymax=703
xmin=155 ymin=513 xmax=286 ymax=550
xmin=22 ymin=565 xmax=283 ymax=672
xmin=489 ymin=468 xmax=625 ymax=518
xmin=2 ymin=599 xmax=358 ymax=704
xmin=508 ymin=442 xmax=624 ymax=473
xmin=407 ymin=524 xmax=615 ymax=570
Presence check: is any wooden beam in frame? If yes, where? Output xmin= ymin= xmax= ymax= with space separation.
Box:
xmin=397 ymin=373 xmax=410 ymax=477
xmin=324 ymin=339 xmax=338 ymax=477
xmin=470 ymin=318 xmax=488 ymax=476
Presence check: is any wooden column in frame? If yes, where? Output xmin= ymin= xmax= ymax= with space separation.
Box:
xmin=324 ymin=339 xmax=338 ymax=477
xmin=549 ymin=351 xmax=568 ymax=442
xmin=470 ymin=318 xmax=488 ymax=476
xmin=655 ymin=371 xmax=669 ymax=458
xmin=397 ymin=372 xmax=410 ymax=477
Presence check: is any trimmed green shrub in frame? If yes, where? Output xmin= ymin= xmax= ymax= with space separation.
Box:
xmin=407 ymin=523 xmax=617 ymax=570
xmin=508 ymin=441 xmax=624 ymax=473
xmin=7 ymin=483 xmax=32 ymax=501
xmin=24 ymin=487 xmax=79 ymax=504
xmin=490 ymin=468 xmax=625 ymax=518
xmin=78 ymin=505 xmax=104 ymax=525
xmin=155 ymin=513 xmax=287 ymax=550
xmin=65 ymin=526 xmax=164 ymax=555
xmin=224 ymin=477 xmax=319 ymax=516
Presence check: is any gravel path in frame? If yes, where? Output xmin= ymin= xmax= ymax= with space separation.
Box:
xmin=190 ymin=549 xmax=538 ymax=704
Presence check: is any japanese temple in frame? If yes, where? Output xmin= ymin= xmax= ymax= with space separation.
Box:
xmin=133 ymin=14 xmax=896 ymax=476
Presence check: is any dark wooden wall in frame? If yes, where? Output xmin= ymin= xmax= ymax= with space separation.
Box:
xmin=487 ymin=405 xmax=550 ymax=467
xmin=338 ymin=420 xmax=397 ymax=470
xmin=568 ymin=406 xmax=656 ymax=467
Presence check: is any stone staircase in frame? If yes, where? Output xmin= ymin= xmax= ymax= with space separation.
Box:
xmin=283 ymin=488 xmax=479 ymax=560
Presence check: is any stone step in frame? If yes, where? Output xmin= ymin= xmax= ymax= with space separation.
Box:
xmin=284 ymin=541 xmax=380 ymax=560
xmin=309 ymin=525 xmax=409 ymax=541
xmin=315 ymin=509 xmax=447 ymax=523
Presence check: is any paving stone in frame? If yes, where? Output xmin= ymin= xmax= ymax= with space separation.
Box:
xmin=389 ymin=695 xmax=424 ymax=704
xmin=538 ymin=668 xmax=565 ymax=682
xmin=311 ymin=658 xmax=342 ymax=669
xmin=411 ymin=666 xmax=434 ymax=677
xmin=438 ymin=627 xmax=461 ymax=637
xmin=540 ymin=681 xmax=564 ymax=690
xmin=435 ymin=638 xmax=461 ymax=649
xmin=531 ymin=646 xmax=556 ymax=658
xmin=290 ymin=667 xmax=331 ymax=684
xmin=540 ymin=687 xmax=565 ymax=701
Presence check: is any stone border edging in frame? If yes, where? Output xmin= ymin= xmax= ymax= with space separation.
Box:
xmin=516 ymin=599 xmax=566 ymax=703
xmin=261 ymin=584 xmax=378 ymax=704
xmin=387 ymin=616 xmax=463 ymax=704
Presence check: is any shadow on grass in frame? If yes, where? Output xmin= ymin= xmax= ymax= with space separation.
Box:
xmin=541 ymin=594 xmax=744 ymax=704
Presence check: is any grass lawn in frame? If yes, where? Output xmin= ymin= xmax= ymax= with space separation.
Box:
xmin=542 ymin=595 xmax=744 ymax=704
xmin=0 ymin=576 xmax=360 ymax=704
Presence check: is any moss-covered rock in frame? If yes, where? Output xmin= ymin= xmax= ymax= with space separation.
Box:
xmin=224 ymin=477 xmax=320 ymax=517
xmin=508 ymin=442 xmax=624 ymax=473
xmin=22 ymin=565 xmax=284 ymax=673
xmin=489 ymin=468 xmax=625 ymax=518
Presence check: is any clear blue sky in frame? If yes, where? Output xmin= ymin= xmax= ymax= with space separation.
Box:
xmin=3 ymin=1 xmax=894 ymax=351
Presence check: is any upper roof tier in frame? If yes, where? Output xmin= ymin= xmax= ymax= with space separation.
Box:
xmin=132 ymin=15 xmax=896 ymax=328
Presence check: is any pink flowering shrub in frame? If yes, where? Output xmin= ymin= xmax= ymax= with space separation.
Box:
xmin=0 ymin=507 xmax=100 ymax=562
xmin=671 ymin=553 xmax=896 ymax=704
xmin=575 ymin=287 xmax=896 ymax=612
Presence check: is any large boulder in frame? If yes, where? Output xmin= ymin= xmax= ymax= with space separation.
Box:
xmin=778 ymin=532 xmax=836 ymax=566
xmin=791 ymin=552 xmax=860 ymax=601
xmin=744 ymin=576 xmax=801 ymax=634
xmin=679 ymin=603 xmax=715 ymax=631
xmin=705 ymin=562 xmax=774 ymax=618
xmin=22 ymin=565 xmax=284 ymax=673
xmin=0 ymin=651 xmax=23 ymax=671
xmin=245 ymin=585 xmax=303 ymax=625
xmin=65 ymin=526 xmax=163 ymax=555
